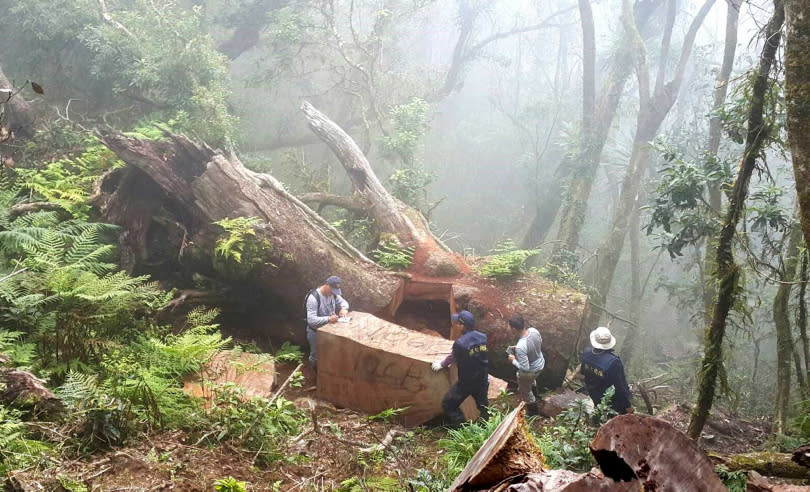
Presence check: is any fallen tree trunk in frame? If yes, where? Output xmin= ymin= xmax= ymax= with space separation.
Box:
xmin=96 ymin=133 xmax=588 ymax=387
xmin=96 ymin=133 xmax=400 ymax=316
xmin=317 ymin=312 xmax=507 ymax=426
xmin=709 ymin=451 xmax=810 ymax=480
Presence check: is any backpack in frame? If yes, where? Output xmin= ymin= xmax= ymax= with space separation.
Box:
xmin=304 ymin=289 xmax=320 ymax=329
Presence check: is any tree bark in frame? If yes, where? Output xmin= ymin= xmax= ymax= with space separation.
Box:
xmin=97 ymin=132 xmax=400 ymax=315
xmin=703 ymin=0 xmax=741 ymax=324
xmin=621 ymin=205 xmax=642 ymax=363
xmin=773 ymin=225 xmax=801 ymax=434
xmin=0 ymin=64 xmax=36 ymax=140
xmin=709 ymin=451 xmax=810 ymax=480
xmin=799 ymin=250 xmax=810 ymax=385
xmin=786 ymin=0 xmax=810 ymax=252
xmin=687 ymin=0 xmax=784 ymax=439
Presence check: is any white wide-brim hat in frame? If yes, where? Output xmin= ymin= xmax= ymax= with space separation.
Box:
xmin=590 ymin=326 xmax=616 ymax=350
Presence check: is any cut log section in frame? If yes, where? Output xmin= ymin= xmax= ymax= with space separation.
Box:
xmin=316 ymin=312 xmax=507 ymax=426
xmin=183 ymin=350 xmax=277 ymax=401
xmin=450 ymin=403 xmax=545 ymax=491
xmin=591 ymin=414 xmax=726 ymax=491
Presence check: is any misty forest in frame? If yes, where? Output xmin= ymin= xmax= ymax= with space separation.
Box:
xmin=2 ymin=0 xmax=810 ymax=490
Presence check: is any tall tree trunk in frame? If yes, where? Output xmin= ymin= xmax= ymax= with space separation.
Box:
xmin=585 ymin=0 xmax=717 ymax=329
xmin=774 ymin=226 xmax=801 ymax=434
xmin=799 ymin=250 xmax=810 ymax=384
xmin=523 ymin=1 xmax=661 ymax=249
xmin=786 ymin=0 xmax=810 ymax=251
xmin=793 ymin=344 xmax=807 ymax=399
xmin=621 ymin=203 xmax=642 ymax=364
xmin=687 ymin=0 xmax=784 ymax=439
xmin=703 ymin=0 xmax=742 ymax=324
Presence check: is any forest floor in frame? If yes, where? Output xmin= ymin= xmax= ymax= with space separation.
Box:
xmin=7 ymin=364 xmax=446 ymax=492
xmin=657 ymin=402 xmax=771 ymax=454
xmin=6 ymin=368 xmax=772 ymax=491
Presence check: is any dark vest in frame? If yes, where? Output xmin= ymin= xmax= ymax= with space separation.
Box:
xmin=581 ymin=347 xmax=624 ymax=412
xmin=453 ymin=329 xmax=489 ymax=388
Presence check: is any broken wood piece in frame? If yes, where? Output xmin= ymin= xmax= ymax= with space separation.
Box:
xmin=268 ymin=363 xmax=303 ymax=405
xmin=591 ymin=414 xmax=726 ymax=490
xmin=792 ymin=444 xmax=810 ymax=469
xmin=182 ymin=350 xmax=277 ymax=401
xmin=316 ymin=312 xmax=507 ymax=426
xmin=450 ymin=403 xmax=545 ymax=491
xmin=0 ymin=368 xmax=64 ymax=418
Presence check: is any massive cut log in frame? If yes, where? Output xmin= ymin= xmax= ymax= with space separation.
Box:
xmin=317 ymin=312 xmax=507 ymax=426
xmin=590 ymin=414 xmax=726 ymax=490
xmin=97 ymin=133 xmax=588 ymax=387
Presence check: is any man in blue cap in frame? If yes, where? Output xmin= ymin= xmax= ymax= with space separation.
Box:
xmin=305 ymin=275 xmax=349 ymax=370
xmin=431 ymin=310 xmax=489 ymax=425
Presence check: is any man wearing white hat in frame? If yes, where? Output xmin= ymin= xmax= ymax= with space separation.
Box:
xmin=580 ymin=326 xmax=633 ymax=415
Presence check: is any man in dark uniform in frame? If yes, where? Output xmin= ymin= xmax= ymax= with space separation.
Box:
xmin=580 ymin=326 xmax=634 ymax=415
xmin=431 ymin=310 xmax=489 ymax=426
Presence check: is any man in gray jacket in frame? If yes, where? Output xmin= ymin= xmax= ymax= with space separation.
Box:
xmin=305 ymin=275 xmax=349 ymax=370
xmin=507 ymin=314 xmax=544 ymax=415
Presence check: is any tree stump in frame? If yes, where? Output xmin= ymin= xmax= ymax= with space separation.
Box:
xmin=591 ymin=414 xmax=726 ymax=490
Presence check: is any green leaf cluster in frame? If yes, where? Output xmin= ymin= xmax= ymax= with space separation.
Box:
xmin=372 ymin=241 xmax=415 ymax=270
xmin=477 ymin=240 xmax=540 ymax=279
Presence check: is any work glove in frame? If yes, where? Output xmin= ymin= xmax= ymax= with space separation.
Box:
xmin=431 ymin=360 xmax=443 ymax=372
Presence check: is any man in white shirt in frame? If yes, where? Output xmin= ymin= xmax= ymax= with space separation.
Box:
xmin=305 ymin=275 xmax=349 ymax=370
xmin=507 ymin=314 xmax=544 ymax=415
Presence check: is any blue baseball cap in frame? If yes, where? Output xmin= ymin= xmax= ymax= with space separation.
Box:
xmin=326 ymin=275 xmax=342 ymax=296
xmin=452 ymin=310 xmax=475 ymax=327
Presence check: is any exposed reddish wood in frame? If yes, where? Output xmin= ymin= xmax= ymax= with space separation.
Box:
xmin=591 ymin=414 xmax=726 ymax=490
xmin=316 ymin=312 xmax=507 ymax=427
